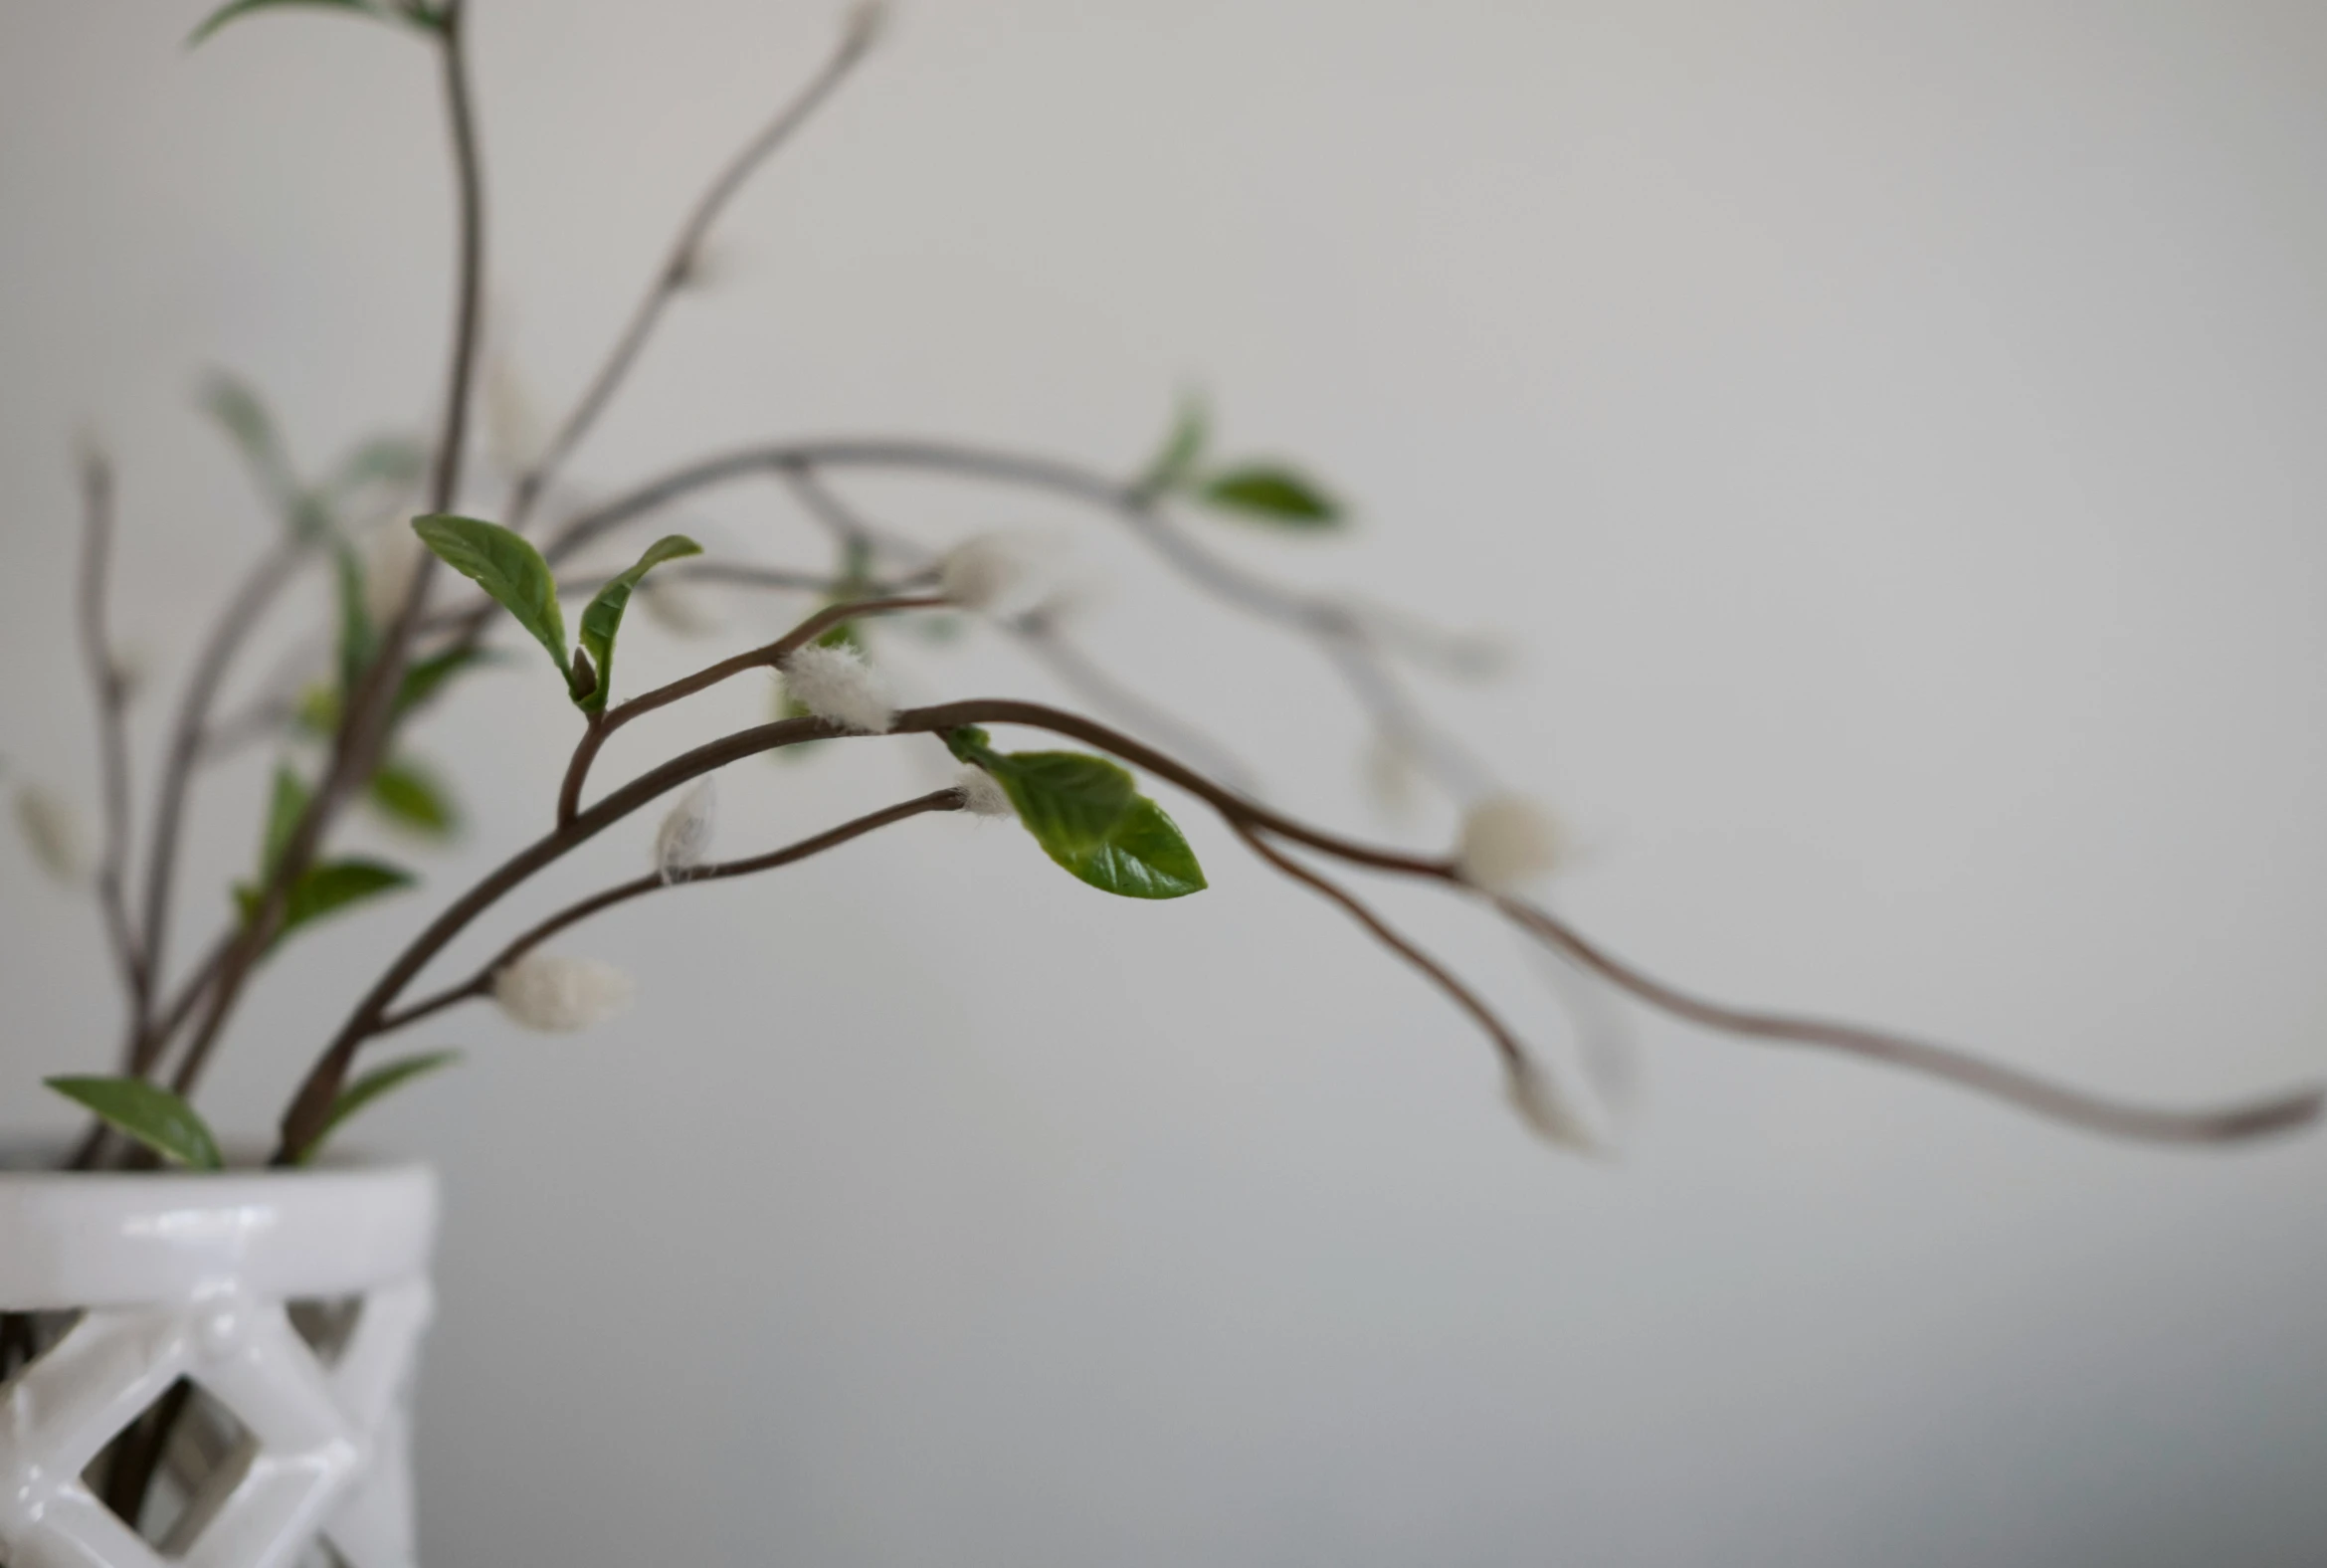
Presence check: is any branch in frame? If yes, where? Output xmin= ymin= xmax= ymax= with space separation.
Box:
xmin=505 ymin=11 xmax=877 ymax=528
xmin=539 ymin=436 xmax=1494 ymax=793
xmin=554 ymin=592 xmax=946 ymax=827
xmin=76 ymin=448 xmax=145 ymax=1024
xmin=374 ymin=788 xmax=962 ymax=1036
xmin=168 ymin=2 xmax=490 ymax=1106
xmin=1493 ymin=895 xmax=2323 ymax=1146
xmin=1232 ymin=821 xmax=1524 ymax=1074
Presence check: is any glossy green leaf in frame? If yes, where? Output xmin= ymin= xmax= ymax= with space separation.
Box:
xmin=368 ymin=757 xmax=457 ymax=837
xmin=260 ymin=765 xmax=310 ymax=880
xmin=332 ymin=540 xmax=377 ymax=698
xmin=238 ymin=858 xmax=414 ymax=948
xmin=1197 ymin=465 xmax=1342 ymax=528
xmin=189 ymin=0 xmax=389 ymax=46
xmin=291 ymin=1049 xmax=460 ymax=1165
xmin=1134 ymin=394 xmax=1208 ymax=499
xmin=574 ymin=534 xmax=703 ymax=713
xmin=410 ymin=514 xmax=568 ymax=686
xmin=45 ymin=1077 xmax=223 ymax=1171
xmin=946 ymin=732 xmax=1206 ymax=898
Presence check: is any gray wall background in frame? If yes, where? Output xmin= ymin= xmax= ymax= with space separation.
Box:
xmin=5 ymin=3 xmax=2326 ymax=1563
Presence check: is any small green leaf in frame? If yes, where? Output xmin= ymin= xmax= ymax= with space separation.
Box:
xmin=393 ymin=646 xmax=494 ymax=720
xmin=332 ymin=541 xmax=377 ymax=699
xmin=1197 ymin=465 xmax=1342 ymax=528
xmin=294 ymin=683 xmax=340 ymax=738
xmin=574 ymin=534 xmax=703 ymax=714
xmin=291 ymin=1049 xmax=460 ymax=1165
xmin=411 ymin=514 xmax=568 ymax=684
xmin=1134 ymin=394 xmax=1209 ymax=499
xmin=368 ymin=757 xmax=457 ymax=837
xmin=238 ymin=858 xmax=415 ymax=948
xmin=46 ymin=1077 xmax=223 ymax=1171
xmin=199 ymin=371 xmax=296 ymax=509
xmin=260 ymin=765 xmax=310 ymax=880
xmin=189 ymin=0 xmax=388 ymax=46
xmin=948 ymin=733 xmax=1207 ymax=899
xmin=330 ymin=436 xmax=425 ymax=498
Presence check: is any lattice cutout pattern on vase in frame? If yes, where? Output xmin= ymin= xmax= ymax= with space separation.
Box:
xmin=0 ymin=1279 xmax=431 ymax=1568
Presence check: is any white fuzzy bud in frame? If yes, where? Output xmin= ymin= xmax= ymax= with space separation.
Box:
xmin=363 ymin=523 xmax=426 ymax=631
xmin=483 ymin=349 xmax=542 ymax=479
xmin=955 ymin=764 xmax=1014 ymax=818
xmin=654 ymin=778 xmax=717 ymax=883
xmin=1455 ymin=793 xmax=1562 ymax=893
xmin=1505 ymin=1058 xmax=1610 ymax=1157
xmin=14 ymin=785 xmax=87 ymax=884
xmin=937 ymin=532 xmax=1044 ymax=615
xmin=492 ymin=953 xmax=635 ymax=1033
xmin=779 ymin=643 xmax=895 ymax=733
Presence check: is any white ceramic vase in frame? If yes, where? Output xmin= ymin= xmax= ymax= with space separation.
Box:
xmin=0 ymin=1157 xmax=438 ymax=1568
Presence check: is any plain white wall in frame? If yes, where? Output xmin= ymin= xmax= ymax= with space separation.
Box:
xmin=6 ymin=3 xmax=2327 ymax=1563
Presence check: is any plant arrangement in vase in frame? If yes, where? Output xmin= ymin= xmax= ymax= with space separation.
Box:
xmin=3 ymin=1 xmax=2319 ymax=1563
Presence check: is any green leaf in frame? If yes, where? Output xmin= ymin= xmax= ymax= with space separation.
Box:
xmin=1134 ymin=393 xmax=1209 ymax=499
xmin=330 ymin=436 xmax=426 ymax=498
xmin=189 ymin=0 xmax=388 ymax=46
xmin=368 ymin=757 xmax=457 ymax=837
xmin=393 ymin=645 xmax=494 ymax=720
xmin=332 ymin=540 xmax=377 ymax=699
xmin=260 ymin=765 xmax=310 ymax=880
xmin=291 ymin=1049 xmax=460 ymax=1165
xmin=947 ymin=733 xmax=1207 ymax=899
xmin=45 ymin=1078 xmax=223 ymax=1171
xmin=294 ymin=683 xmax=340 ymax=738
xmin=574 ymin=533 xmax=703 ymax=713
xmin=410 ymin=514 xmax=568 ymax=686
xmin=1196 ymin=465 xmax=1342 ymax=528
xmin=199 ymin=371 xmax=296 ymax=508
xmin=238 ymin=858 xmax=415 ymax=948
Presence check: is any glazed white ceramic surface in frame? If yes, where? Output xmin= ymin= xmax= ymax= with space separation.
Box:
xmin=0 ymin=1157 xmax=438 ymax=1568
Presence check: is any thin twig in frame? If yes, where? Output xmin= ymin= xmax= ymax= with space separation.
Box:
xmin=1493 ymin=895 xmax=2323 ymax=1145
xmin=374 ymin=789 xmax=962 ymax=1036
xmin=553 ymin=592 xmax=946 ymax=826
xmin=76 ymin=448 xmax=145 ymax=1022
xmin=1233 ymin=822 xmax=1525 ymax=1073
xmin=505 ymin=13 xmax=878 ymax=529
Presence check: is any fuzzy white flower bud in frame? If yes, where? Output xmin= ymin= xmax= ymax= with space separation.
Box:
xmin=483 ymin=348 xmax=542 ymax=479
xmin=492 ymin=952 xmax=635 ymax=1033
xmin=937 ymin=532 xmax=1044 ymax=615
xmin=654 ymin=778 xmax=718 ymax=883
xmin=363 ymin=523 xmax=426 ymax=631
xmin=1505 ymin=1058 xmax=1610 ymax=1157
xmin=14 ymin=784 xmax=87 ymax=885
xmin=955 ymin=764 xmax=1014 ymax=819
xmin=1455 ymin=793 xmax=1562 ymax=893
xmin=779 ymin=643 xmax=895 ymax=734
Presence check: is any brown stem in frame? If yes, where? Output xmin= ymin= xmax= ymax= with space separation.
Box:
xmin=1233 ymin=822 xmax=1524 ymax=1073
xmin=538 ymin=437 xmax=1493 ymax=793
xmin=169 ymin=3 xmax=489 ymax=1108
xmin=76 ymin=449 xmax=145 ymax=1026
xmin=1492 ymin=895 xmax=2323 ymax=1146
xmin=374 ymin=789 xmax=963 ymax=1037
xmin=553 ymin=593 xmax=946 ymax=826
xmin=98 ymin=1378 xmax=193 ymax=1536
xmin=506 ymin=14 xmax=875 ymax=529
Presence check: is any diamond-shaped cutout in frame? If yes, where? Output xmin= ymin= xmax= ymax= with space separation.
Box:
xmin=287 ymin=1295 xmax=367 ymax=1369
xmin=81 ymin=1376 xmax=257 ymax=1557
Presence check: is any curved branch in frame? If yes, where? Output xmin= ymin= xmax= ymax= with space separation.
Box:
xmin=1493 ymin=896 xmax=2323 ymax=1146
xmin=506 ymin=15 xmax=877 ymax=528
xmin=374 ymin=788 xmax=962 ymax=1036
xmin=76 ymin=451 xmax=144 ymax=1023
xmin=554 ymin=593 xmax=947 ymax=826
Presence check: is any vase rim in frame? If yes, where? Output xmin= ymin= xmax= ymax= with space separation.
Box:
xmin=0 ymin=1153 xmax=438 ymax=1311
